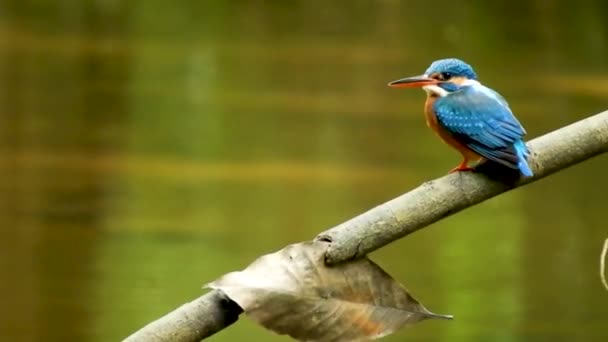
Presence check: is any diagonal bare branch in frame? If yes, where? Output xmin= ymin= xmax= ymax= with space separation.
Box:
xmin=124 ymin=110 xmax=608 ymax=341
xmin=317 ymin=110 xmax=608 ymax=264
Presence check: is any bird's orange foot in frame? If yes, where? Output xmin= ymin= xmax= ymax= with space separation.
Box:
xmin=449 ymin=162 xmax=474 ymax=174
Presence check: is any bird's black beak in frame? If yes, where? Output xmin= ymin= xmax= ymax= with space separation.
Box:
xmin=388 ymin=75 xmax=438 ymax=88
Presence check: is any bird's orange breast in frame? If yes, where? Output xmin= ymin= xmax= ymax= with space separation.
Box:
xmin=424 ymin=95 xmax=481 ymax=160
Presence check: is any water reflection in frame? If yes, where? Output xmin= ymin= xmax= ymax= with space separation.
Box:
xmin=1 ymin=1 xmax=607 ymax=341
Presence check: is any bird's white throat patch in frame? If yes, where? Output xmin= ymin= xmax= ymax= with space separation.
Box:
xmin=422 ymin=85 xmax=448 ymax=97
xmin=422 ymin=79 xmax=481 ymax=97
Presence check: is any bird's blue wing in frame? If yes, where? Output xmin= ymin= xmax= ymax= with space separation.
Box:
xmin=433 ymin=85 xmax=527 ymax=169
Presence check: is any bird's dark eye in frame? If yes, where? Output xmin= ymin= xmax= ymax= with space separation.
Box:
xmin=440 ymin=72 xmax=452 ymax=81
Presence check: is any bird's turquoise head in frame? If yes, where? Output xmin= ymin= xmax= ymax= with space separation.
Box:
xmin=388 ymin=58 xmax=478 ymax=95
xmin=425 ymin=58 xmax=477 ymax=81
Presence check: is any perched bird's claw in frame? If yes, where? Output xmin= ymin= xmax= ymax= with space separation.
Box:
xmin=448 ymin=166 xmax=475 ymax=174
xmin=449 ymin=160 xmax=475 ymax=174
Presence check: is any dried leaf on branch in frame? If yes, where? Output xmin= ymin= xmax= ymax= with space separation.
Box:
xmin=208 ymin=241 xmax=451 ymax=341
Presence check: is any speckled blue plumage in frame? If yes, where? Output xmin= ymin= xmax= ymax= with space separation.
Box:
xmin=433 ymin=84 xmax=533 ymax=176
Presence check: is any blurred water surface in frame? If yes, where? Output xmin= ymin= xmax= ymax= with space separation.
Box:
xmin=1 ymin=1 xmax=608 ymax=341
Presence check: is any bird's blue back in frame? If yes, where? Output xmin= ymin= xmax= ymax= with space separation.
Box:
xmin=433 ymin=83 xmax=532 ymax=175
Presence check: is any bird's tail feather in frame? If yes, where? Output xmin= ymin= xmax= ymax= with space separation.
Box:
xmin=514 ymin=140 xmax=533 ymax=177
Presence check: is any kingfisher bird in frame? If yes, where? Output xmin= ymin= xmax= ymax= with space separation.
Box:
xmin=388 ymin=58 xmax=533 ymax=177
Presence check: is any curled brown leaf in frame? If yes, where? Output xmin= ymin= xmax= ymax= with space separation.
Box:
xmin=207 ymin=241 xmax=451 ymax=341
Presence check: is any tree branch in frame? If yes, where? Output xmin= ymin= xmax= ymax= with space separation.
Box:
xmin=123 ymin=110 xmax=608 ymax=341
xmin=317 ymin=110 xmax=608 ymax=264
xmin=123 ymin=290 xmax=242 ymax=342
xmin=601 ymin=238 xmax=608 ymax=292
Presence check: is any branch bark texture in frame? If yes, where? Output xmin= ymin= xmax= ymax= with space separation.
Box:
xmin=317 ymin=110 xmax=608 ymax=264
xmin=123 ymin=290 xmax=242 ymax=342
xmin=124 ymin=110 xmax=608 ymax=341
